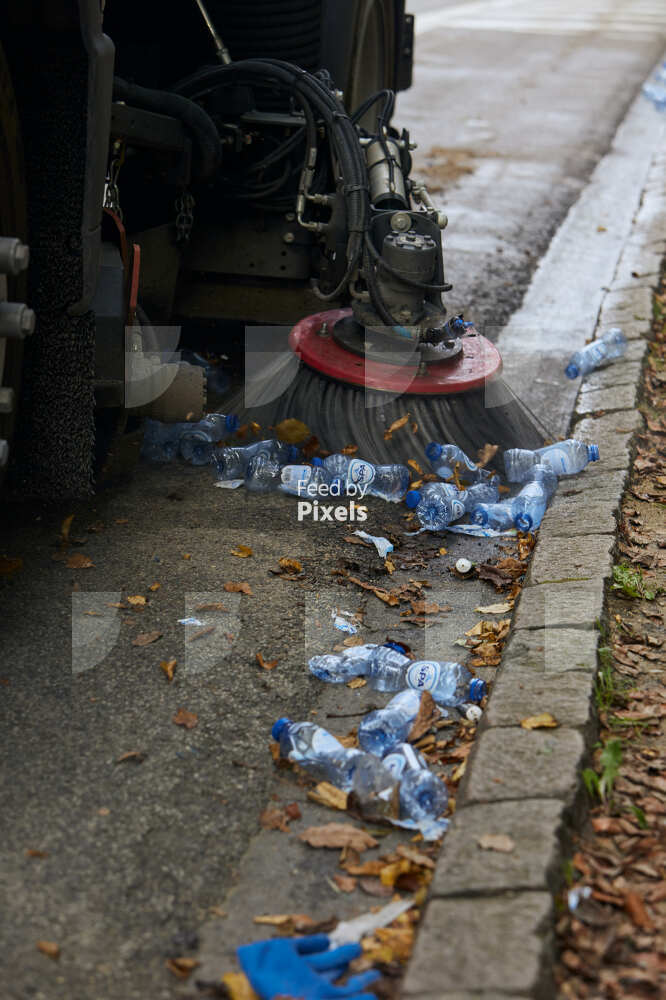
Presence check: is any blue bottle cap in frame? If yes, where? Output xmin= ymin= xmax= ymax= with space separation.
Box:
xmin=383 ymin=641 xmax=407 ymax=654
xmin=425 ymin=442 xmax=442 ymax=461
xmin=564 ymin=364 xmax=579 ymax=380
xmin=472 ymin=507 xmax=489 ymax=526
xmin=469 ymin=678 xmax=487 ymax=702
xmin=515 ymin=512 xmax=532 ymax=532
xmin=287 ymin=445 xmax=301 ymax=463
xmin=271 ymin=717 xmax=291 ymax=741
xmin=225 ymin=413 xmax=240 ymax=432
xmin=587 ymin=444 xmax=599 ymax=461
xmin=312 ymin=456 xmax=323 ymax=467
xmin=405 ymin=489 xmax=421 ymax=508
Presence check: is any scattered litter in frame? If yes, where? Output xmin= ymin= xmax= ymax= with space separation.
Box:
xmin=505 ymin=439 xmax=599 ymax=481
xmin=214 ymin=479 xmax=244 ymax=489
xmin=332 ymin=608 xmax=360 ymax=634
xmin=329 ymin=898 xmax=414 ymax=946
xmin=455 ymin=558 xmax=473 ymax=574
xmin=178 ymin=617 xmax=205 ymax=627
xmin=565 ymin=327 xmax=626 ymax=379
xmin=447 ymin=523 xmax=516 ymax=537
xmin=462 ymin=704 xmax=483 ymax=723
xmin=567 ymin=886 xmax=592 ymax=912
xmin=353 ymin=530 xmax=394 ymax=557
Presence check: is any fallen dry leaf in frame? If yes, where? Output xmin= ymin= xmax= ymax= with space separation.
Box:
xmin=285 ymin=802 xmax=301 ymax=820
xmin=278 ymin=557 xmax=303 ymax=574
xmin=478 ymin=833 xmax=516 ymax=853
xmin=172 ymin=708 xmax=198 ymax=730
xmin=231 ymin=545 xmax=253 ymax=558
xmin=221 ymin=972 xmax=259 ymax=1000
xmin=60 ymin=514 xmax=74 ymax=543
xmin=383 ymin=413 xmax=410 ymax=441
xmin=346 ymin=677 xmax=366 ymax=689
xmin=115 ymin=750 xmax=144 ymax=764
xmin=253 ymin=913 xmax=315 ymax=932
xmin=333 ymin=874 xmax=357 ymax=893
xmin=408 ymin=459 xmax=424 ymax=476
xmin=223 ymin=581 xmax=253 ymax=595
xmin=307 ymin=782 xmax=349 ymax=811
xmin=132 ymin=631 xmax=162 ymax=647
xmin=360 ymin=877 xmax=394 ymax=898
xmin=299 ymin=823 xmax=378 ymax=852
xmin=182 ymin=552 xmax=191 ymax=560
xmin=408 ymin=691 xmax=440 ymax=743
xmin=396 ymin=844 xmax=436 ymax=869
xmin=274 ymin=418 xmax=312 ymax=444
xmin=66 ymin=553 xmax=94 ymax=569
xmin=520 ymin=712 xmax=559 ymax=730
xmin=127 ymin=595 xmax=146 ymax=606
xmin=256 ymin=652 xmax=278 ymax=670
xmin=348 ymin=576 xmax=399 ymax=606
xmin=259 ymin=806 xmax=291 ymax=832
xmin=474 ymin=602 xmax=512 ymax=614
xmin=149 ymin=582 xmax=160 ymax=592
xmin=195 ymin=602 xmax=227 ymax=612
xmin=160 ymin=658 xmax=177 ymax=682
xmin=476 ymin=443 xmax=499 ymax=468
xmin=188 ymin=626 xmax=215 ymax=642
xmin=36 ymin=941 xmax=60 ymax=960
xmin=341 ymin=444 xmax=358 ymax=455
xmin=624 ymin=890 xmax=655 ymax=931
xmin=165 ymin=957 xmax=199 ymax=979
xmin=25 ymin=849 xmax=48 ymax=859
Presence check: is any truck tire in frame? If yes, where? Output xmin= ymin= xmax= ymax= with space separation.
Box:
xmin=0 ymin=40 xmax=28 ymax=492
xmin=322 ymin=0 xmax=398 ymax=114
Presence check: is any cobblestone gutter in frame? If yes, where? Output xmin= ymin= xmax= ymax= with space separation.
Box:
xmin=400 ymin=150 xmax=666 ymax=999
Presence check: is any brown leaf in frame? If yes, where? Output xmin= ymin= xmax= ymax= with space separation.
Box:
xmin=383 ymin=413 xmax=410 ymax=440
xmin=223 ymin=581 xmax=253 ymax=595
xmin=132 ymin=631 xmax=162 ymax=647
xmin=476 ymin=443 xmax=499 ymax=468
xmin=195 ymin=602 xmax=227 ymax=612
xmin=360 ymin=878 xmax=393 ymax=898
xmin=126 ymin=595 xmax=146 ymax=606
xmin=408 ymin=691 xmax=441 ymax=742
xmin=188 ymin=626 xmax=215 ymax=642
xmin=36 ymin=941 xmax=60 ymax=960
xmin=520 ymin=712 xmax=559 ymax=730
xmin=624 ymin=890 xmax=655 ymax=931
xmin=148 ymin=582 xmax=160 ymax=592
xmin=25 ymin=849 xmax=48 ymax=859
xmin=278 ymin=557 xmax=303 ymax=574
xmin=395 ymin=844 xmax=436 ymax=869
xmin=256 ymin=652 xmax=278 ymax=670
xmin=165 ymin=957 xmax=199 ymax=979
xmin=348 ymin=576 xmax=399 ymax=606
xmin=115 ymin=750 xmax=144 ymax=764
xmin=274 ymin=418 xmax=312 ymax=444
xmin=253 ymin=913 xmax=316 ymax=933
xmin=285 ymin=802 xmax=301 ymax=820
xmin=299 ymin=823 xmax=378 ymax=851
xmin=231 ymin=545 xmax=253 ymax=558
xmin=259 ymin=806 xmax=290 ymax=832
xmin=343 ymin=859 xmax=386 ymax=876
xmin=221 ymin=972 xmax=259 ymax=1000
xmin=60 ymin=514 xmax=74 ymax=543
xmin=346 ymin=677 xmax=366 ymax=689
xmin=0 ymin=555 xmax=22 ymax=575
xmin=478 ymin=833 xmax=516 ymax=853
xmin=307 ymin=782 xmax=349 ymax=811
xmin=172 ymin=708 xmax=198 ymax=729
xmin=341 ymin=444 xmax=358 ymax=455
xmin=160 ymin=658 xmax=177 ymax=682
xmin=333 ymin=874 xmax=357 ymax=893
xmin=66 ymin=553 xmax=94 ymax=569
xmin=407 ymin=459 xmax=425 ymax=476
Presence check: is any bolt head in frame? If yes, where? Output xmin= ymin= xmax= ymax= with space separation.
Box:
xmin=390 ymin=211 xmax=411 ymax=232
xmin=283 ymin=232 xmax=295 ymax=244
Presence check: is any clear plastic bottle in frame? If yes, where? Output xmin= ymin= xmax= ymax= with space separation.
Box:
xmin=245 ymin=455 xmax=283 ymax=493
xmin=405 ymin=480 xmax=498 ymax=531
xmin=425 ymin=442 xmax=498 ymax=485
xmin=473 ymin=464 xmax=557 ymax=529
xmin=565 ymin=328 xmax=627 ymax=379
xmin=405 ymin=660 xmax=486 ymax=705
xmin=179 ymin=413 xmax=241 ymax=465
xmin=213 ymin=440 xmax=301 ymax=482
xmin=504 ymin=440 xmax=599 ymax=481
xmin=322 ymin=455 xmax=411 ymax=502
xmin=141 ymin=419 xmax=194 ymax=463
xmin=308 ymin=642 xmax=411 ymax=690
xmin=271 ymin=718 xmax=395 ymax=799
xmin=381 ymin=742 xmax=449 ymax=823
xmin=357 ymin=689 xmax=423 ymax=755
xmin=643 ymin=79 xmax=666 ymax=111
xmin=280 ymin=461 xmax=332 ymax=497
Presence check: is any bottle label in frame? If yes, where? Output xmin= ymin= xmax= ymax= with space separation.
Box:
xmin=407 ymin=661 xmax=441 ymax=691
xmin=451 ymin=499 xmax=465 ymax=520
xmin=347 ymin=459 xmax=375 ymax=487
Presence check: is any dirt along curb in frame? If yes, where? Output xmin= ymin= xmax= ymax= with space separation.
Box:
xmin=400 ymin=156 xmax=666 ymax=996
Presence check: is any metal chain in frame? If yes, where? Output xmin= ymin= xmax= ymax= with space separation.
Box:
xmin=104 ymin=141 xmax=125 ymax=220
xmin=174 ymin=191 xmax=196 ymax=244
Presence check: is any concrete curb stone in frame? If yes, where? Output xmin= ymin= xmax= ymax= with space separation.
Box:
xmin=401 ymin=101 xmax=665 ymax=1000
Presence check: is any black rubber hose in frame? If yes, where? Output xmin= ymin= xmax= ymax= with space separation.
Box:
xmin=112 ymin=77 xmax=222 ymax=180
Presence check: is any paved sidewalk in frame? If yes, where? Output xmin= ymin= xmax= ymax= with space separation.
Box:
xmin=401 ymin=116 xmax=666 ymax=1000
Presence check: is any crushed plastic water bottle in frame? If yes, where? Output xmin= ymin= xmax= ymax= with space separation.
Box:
xmin=309 ymin=642 xmax=411 ymax=690
xmin=504 ymin=440 xmax=599 ymax=481
xmin=352 ymin=531 xmax=394 ymax=557
xmin=213 ymin=440 xmax=301 ymax=483
xmin=280 ymin=462 xmax=331 ymax=496
xmin=405 ymin=659 xmax=486 ymax=705
xmin=357 ymin=689 xmax=423 ymax=755
xmin=179 ymin=413 xmax=240 ymax=465
xmin=245 ymin=455 xmax=283 ymax=493
xmin=141 ymin=419 xmax=194 ymax=463
xmin=565 ymin=328 xmax=627 ymax=379
xmin=323 ymin=455 xmax=410 ymax=501
xmin=272 ymin=718 xmax=396 ymax=805
xmin=382 ymin=742 xmax=448 ymax=824
xmin=405 ymin=480 xmax=498 ymax=531
xmin=473 ymin=463 xmax=557 ymax=530
xmin=425 ymin=442 xmax=498 ymax=484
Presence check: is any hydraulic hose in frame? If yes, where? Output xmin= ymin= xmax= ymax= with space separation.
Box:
xmin=112 ymin=77 xmax=222 ymax=180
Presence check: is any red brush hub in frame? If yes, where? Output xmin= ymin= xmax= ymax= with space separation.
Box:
xmin=289 ymin=308 xmax=502 ymax=395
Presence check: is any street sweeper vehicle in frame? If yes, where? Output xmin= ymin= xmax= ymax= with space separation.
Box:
xmin=0 ymin=0 xmax=543 ymax=498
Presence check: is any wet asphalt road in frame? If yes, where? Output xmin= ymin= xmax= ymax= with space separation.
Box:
xmin=1 ymin=3 xmax=666 ymax=998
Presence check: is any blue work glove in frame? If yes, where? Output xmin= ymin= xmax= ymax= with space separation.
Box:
xmin=237 ymin=934 xmax=380 ymax=1000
